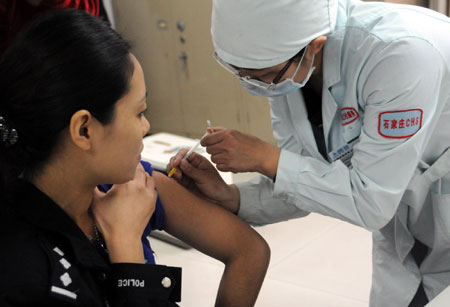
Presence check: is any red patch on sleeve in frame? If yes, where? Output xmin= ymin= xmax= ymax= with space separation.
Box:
xmin=378 ymin=109 xmax=423 ymax=139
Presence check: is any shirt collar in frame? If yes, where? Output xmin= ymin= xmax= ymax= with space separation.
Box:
xmin=12 ymin=179 xmax=108 ymax=269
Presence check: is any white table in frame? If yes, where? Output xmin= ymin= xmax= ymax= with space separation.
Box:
xmin=425 ymin=286 xmax=450 ymax=306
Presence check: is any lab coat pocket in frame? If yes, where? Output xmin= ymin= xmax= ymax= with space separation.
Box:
xmin=431 ymin=175 xmax=450 ymax=242
xmin=402 ymin=160 xmax=431 ymax=217
xmin=424 ymin=147 xmax=450 ymax=242
xmin=406 ymin=148 xmax=450 ymax=224
xmin=396 ymin=161 xmax=430 ymax=262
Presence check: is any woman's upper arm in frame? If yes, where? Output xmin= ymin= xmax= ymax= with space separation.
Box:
xmin=152 ymin=171 xmax=267 ymax=263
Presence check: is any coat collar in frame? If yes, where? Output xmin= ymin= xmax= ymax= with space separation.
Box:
xmin=319 ymin=2 xmax=348 ymax=150
xmin=322 ymin=1 xmax=347 ymax=90
xmin=11 ymin=179 xmax=108 ymax=270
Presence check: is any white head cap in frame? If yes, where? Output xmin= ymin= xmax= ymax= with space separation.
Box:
xmin=211 ymin=0 xmax=338 ymax=69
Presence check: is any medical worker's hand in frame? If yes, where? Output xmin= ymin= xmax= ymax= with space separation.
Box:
xmin=201 ymin=127 xmax=281 ymax=179
xmin=91 ymin=163 xmax=157 ymax=263
xmin=167 ymin=149 xmax=241 ymax=213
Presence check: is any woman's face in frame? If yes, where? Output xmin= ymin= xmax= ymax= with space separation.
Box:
xmin=95 ymin=54 xmax=150 ymax=183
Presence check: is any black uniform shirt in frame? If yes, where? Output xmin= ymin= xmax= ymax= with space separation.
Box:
xmin=0 ymin=180 xmax=181 ymax=307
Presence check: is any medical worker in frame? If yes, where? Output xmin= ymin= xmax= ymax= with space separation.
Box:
xmin=167 ymin=0 xmax=450 ymax=306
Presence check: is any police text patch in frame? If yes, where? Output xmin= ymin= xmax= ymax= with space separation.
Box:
xmin=378 ymin=109 xmax=423 ymax=138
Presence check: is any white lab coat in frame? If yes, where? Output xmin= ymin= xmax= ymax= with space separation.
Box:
xmin=235 ymin=1 xmax=450 ymax=306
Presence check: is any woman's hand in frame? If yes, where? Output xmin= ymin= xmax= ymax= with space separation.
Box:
xmin=91 ymin=164 xmax=157 ymax=263
xmin=201 ymin=127 xmax=281 ymax=179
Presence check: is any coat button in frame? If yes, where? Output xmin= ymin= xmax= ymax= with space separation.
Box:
xmin=161 ymin=277 xmax=172 ymax=288
xmin=98 ymin=272 xmax=106 ymax=281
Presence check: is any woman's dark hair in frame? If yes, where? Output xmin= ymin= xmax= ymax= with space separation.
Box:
xmin=0 ymin=9 xmax=133 ymax=195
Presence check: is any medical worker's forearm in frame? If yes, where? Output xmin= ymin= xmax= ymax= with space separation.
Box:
xmin=219 ymin=184 xmax=241 ymax=214
xmin=258 ymin=144 xmax=281 ymax=180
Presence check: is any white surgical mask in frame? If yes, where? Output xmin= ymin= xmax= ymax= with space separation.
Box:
xmin=214 ymin=48 xmax=316 ymax=98
xmin=240 ymin=53 xmax=315 ymax=97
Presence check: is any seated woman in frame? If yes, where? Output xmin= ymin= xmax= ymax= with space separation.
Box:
xmin=0 ymin=9 xmax=270 ymax=307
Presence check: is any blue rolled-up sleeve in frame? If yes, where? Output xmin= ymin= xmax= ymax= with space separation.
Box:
xmin=140 ymin=160 xmax=165 ymax=231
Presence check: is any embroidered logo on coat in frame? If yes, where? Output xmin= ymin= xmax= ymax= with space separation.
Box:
xmin=378 ymin=109 xmax=423 ymax=138
xmin=341 ymin=107 xmax=360 ymax=126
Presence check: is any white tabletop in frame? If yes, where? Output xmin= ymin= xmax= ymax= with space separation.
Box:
xmin=426 ymin=286 xmax=450 ymax=306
